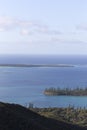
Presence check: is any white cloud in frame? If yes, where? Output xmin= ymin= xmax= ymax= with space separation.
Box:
xmin=20 ymin=29 xmax=31 ymax=35
xmin=18 ymin=20 xmax=33 ymax=27
xmin=0 ymin=16 xmax=16 ymax=31
xmin=0 ymin=28 xmax=5 ymax=32
xmin=0 ymin=16 xmax=61 ymax=36
xmin=76 ymin=25 xmax=87 ymax=31
xmin=50 ymin=37 xmax=87 ymax=44
xmin=37 ymin=27 xmax=61 ymax=35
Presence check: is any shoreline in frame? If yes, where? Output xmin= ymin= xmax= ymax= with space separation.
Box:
xmin=44 ymin=87 xmax=87 ymax=96
xmin=0 ymin=64 xmax=74 ymax=67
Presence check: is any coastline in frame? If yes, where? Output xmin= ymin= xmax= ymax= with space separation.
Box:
xmin=44 ymin=87 xmax=87 ymax=96
xmin=0 ymin=64 xmax=74 ymax=67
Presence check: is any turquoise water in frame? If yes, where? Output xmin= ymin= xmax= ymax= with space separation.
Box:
xmin=0 ymin=55 xmax=87 ymax=107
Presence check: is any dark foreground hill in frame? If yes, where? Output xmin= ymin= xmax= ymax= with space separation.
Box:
xmin=0 ymin=102 xmax=86 ymax=130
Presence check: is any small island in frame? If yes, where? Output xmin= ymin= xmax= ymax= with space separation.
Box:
xmin=44 ymin=87 xmax=87 ymax=96
xmin=0 ymin=64 xmax=74 ymax=68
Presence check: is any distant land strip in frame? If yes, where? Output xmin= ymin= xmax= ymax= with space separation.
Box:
xmin=0 ymin=64 xmax=74 ymax=67
xmin=44 ymin=87 xmax=87 ymax=96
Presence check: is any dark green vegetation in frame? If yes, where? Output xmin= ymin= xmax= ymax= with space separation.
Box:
xmin=0 ymin=102 xmax=86 ymax=130
xmin=33 ymin=106 xmax=87 ymax=128
xmin=44 ymin=87 xmax=87 ymax=96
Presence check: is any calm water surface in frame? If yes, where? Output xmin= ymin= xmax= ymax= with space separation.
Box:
xmin=0 ymin=55 xmax=87 ymax=108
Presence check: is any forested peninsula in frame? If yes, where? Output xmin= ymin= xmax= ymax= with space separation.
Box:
xmin=44 ymin=87 xmax=87 ymax=96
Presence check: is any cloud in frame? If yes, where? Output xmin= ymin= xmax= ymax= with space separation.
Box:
xmin=50 ymin=37 xmax=86 ymax=44
xmin=0 ymin=16 xmax=61 ymax=36
xmin=20 ymin=29 xmax=33 ymax=35
xmin=18 ymin=21 xmax=33 ymax=27
xmin=0 ymin=28 xmax=5 ymax=32
xmin=76 ymin=25 xmax=87 ymax=31
xmin=20 ymin=29 xmax=29 ymax=35
xmin=0 ymin=16 xmax=17 ymax=31
xmin=37 ymin=27 xmax=61 ymax=35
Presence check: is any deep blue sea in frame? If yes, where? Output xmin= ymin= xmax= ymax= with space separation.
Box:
xmin=0 ymin=55 xmax=87 ymax=108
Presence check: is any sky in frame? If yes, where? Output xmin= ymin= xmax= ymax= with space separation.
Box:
xmin=0 ymin=0 xmax=87 ymax=55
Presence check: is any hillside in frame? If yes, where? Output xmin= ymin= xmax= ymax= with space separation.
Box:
xmin=0 ymin=102 xmax=86 ymax=130
xmin=33 ymin=107 xmax=87 ymax=127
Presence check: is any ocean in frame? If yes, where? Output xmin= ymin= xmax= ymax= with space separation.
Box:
xmin=0 ymin=55 xmax=87 ymax=108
